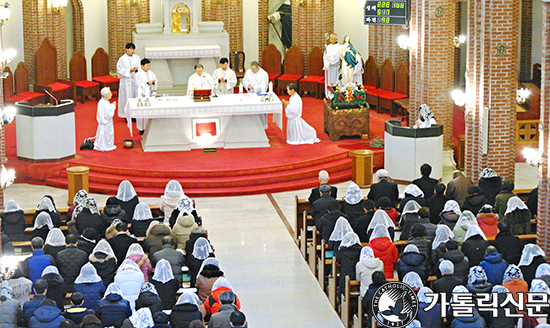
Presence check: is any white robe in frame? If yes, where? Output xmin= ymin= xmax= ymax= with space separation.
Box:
xmin=94 ymin=98 xmax=116 ymax=151
xmin=116 ymin=54 xmax=141 ymax=118
xmin=242 ymin=67 xmax=269 ymax=93
xmin=353 ymin=53 xmax=364 ymax=85
xmin=285 ymin=93 xmax=320 ymax=145
xmin=323 ymin=43 xmax=340 ymax=97
xmin=134 ymin=69 xmax=157 ymax=131
xmin=187 ymin=73 xmax=214 ymax=96
xmin=212 ymin=67 xmax=237 ymax=95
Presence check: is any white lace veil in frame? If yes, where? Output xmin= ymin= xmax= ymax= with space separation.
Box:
xmin=455 ymin=210 xmax=477 ymax=229
xmin=463 ymin=224 xmax=487 ymax=241
xmin=367 ymin=210 xmax=395 ymax=231
xmin=176 ymin=197 xmax=195 ymax=217
xmin=116 ymin=180 xmax=137 ymax=202
xmin=417 ymin=287 xmax=433 ymax=303
xmin=401 ymin=200 xmax=421 ymax=215
xmin=432 ymin=224 xmax=455 ymax=250
xmin=339 ymin=232 xmax=361 ymax=249
xmin=403 ymin=245 xmax=419 ymax=253
xmin=360 ymin=246 xmax=375 ymax=260
xmin=519 ymin=244 xmax=546 ymax=267
xmin=536 ymin=263 xmax=550 ymax=278
xmin=329 ymin=217 xmax=354 ymax=242
xmin=74 ymin=263 xmax=102 ymax=284
xmin=45 ymin=228 xmax=65 ymax=247
xmin=92 ymin=240 xmax=117 ymax=262
xmin=152 ymin=259 xmax=174 ymax=284
xmin=129 ymin=308 xmax=154 ymax=328
xmin=4 ymin=200 xmax=22 ymax=213
xmin=442 ymin=200 xmax=462 ymax=215
xmin=212 ymin=277 xmax=233 ymax=291
xmin=126 ymin=243 xmax=145 ymax=258
xmin=41 ymin=265 xmax=59 ymax=277
xmin=164 ymin=180 xmax=184 ymax=198
xmin=104 ymin=282 xmax=123 ymax=298
xmin=133 ymin=203 xmax=153 ymax=221
xmin=403 ymin=184 xmax=424 ymax=198
xmin=403 ymin=272 xmax=424 ymax=289
xmin=505 ymin=196 xmax=529 ymax=215
xmin=369 ymin=224 xmax=391 ymax=242
xmin=117 ymin=258 xmax=142 ymax=273
xmin=34 ymin=212 xmax=53 ymax=230
xmin=37 ymin=197 xmax=55 ymax=212
xmin=344 ymin=182 xmax=363 ymax=205
xmin=176 ymin=292 xmax=200 ymax=306
xmin=192 ymin=237 xmax=213 ymax=260
xmin=73 ymin=190 xmax=89 ymax=206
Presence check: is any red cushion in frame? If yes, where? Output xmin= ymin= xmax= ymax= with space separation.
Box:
xmin=379 ymin=92 xmax=408 ymax=100
xmin=367 ymin=88 xmax=393 ymax=97
xmin=48 ymin=82 xmax=71 ymax=92
xmin=76 ymin=80 xmax=100 ymax=88
xmin=267 ymin=73 xmax=280 ymax=80
xmin=301 ymin=75 xmax=324 ymax=83
xmin=6 ymin=91 xmax=44 ymax=102
xmin=363 ymin=85 xmax=377 ymax=91
xmin=92 ymin=75 xmax=120 ymax=84
xmin=278 ymin=74 xmax=302 ymax=81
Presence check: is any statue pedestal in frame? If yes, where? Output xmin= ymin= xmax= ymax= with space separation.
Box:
xmin=323 ymin=99 xmax=370 ymax=141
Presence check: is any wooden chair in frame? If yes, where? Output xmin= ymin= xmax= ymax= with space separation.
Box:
xmin=4 ymin=62 xmax=46 ymax=105
xmin=299 ymin=46 xmax=324 ymax=98
xmin=277 ymin=45 xmax=304 ymax=94
xmin=371 ymin=59 xmax=396 ymax=114
xmin=34 ymin=38 xmax=75 ymax=102
xmin=364 ymin=56 xmax=380 ymax=109
xmin=340 ymin=276 xmax=362 ymax=328
xmin=91 ymin=47 xmax=120 ymax=93
xmin=261 ymin=44 xmax=282 ymax=89
xmin=379 ymin=62 xmax=408 ymax=116
xmin=70 ymin=51 xmax=100 ymax=103
xmin=230 ymin=51 xmax=246 ymax=80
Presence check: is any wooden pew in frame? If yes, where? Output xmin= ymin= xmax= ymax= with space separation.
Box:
xmin=341 ymin=276 xmax=361 ymax=328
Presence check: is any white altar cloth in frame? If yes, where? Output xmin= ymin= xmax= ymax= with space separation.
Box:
xmin=144 ymin=45 xmax=222 ymax=59
xmin=125 ymin=94 xmax=283 ymax=151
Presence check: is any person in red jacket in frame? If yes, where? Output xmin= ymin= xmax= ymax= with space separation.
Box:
xmin=477 ymin=204 xmax=499 ymax=238
xmin=367 ymin=224 xmax=398 ymax=279
xmin=204 ymin=277 xmax=240 ymax=316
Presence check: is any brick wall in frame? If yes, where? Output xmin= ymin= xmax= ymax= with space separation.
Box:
xmin=258 ymin=0 xmax=269 ymax=63
xmin=368 ymin=25 xmax=408 ymax=68
xmin=464 ymin=0 xmax=519 ymax=183
xmin=107 ymin=0 xmax=150 ymax=72
xmin=71 ymin=0 xmax=85 ymax=54
xmin=202 ymin=0 xmax=243 ymax=53
xmin=408 ymin=0 xmax=455 ymax=150
xmin=537 ymin=2 xmax=550 ymax=255
xmin=23 ymin=0 xmax=68 ymax=82
xmin=520 ymin=0 xmax=533 ymax=81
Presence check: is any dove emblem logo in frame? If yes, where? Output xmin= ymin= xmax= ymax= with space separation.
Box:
xmin=372 ymin=282 xmax=419 ymax=328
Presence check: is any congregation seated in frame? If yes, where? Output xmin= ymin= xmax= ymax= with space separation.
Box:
xmin=77 ymin=228 xmax=98 ymax=256
xmin=68 ymin=189 xmax=88 ymax=221
xmin=479 ymin=245 xmax=507 ymax=285
xmin=446 ymin=170 xmax=474 ymax=207
xmin=461 ymin=225 xmax=489 ymax=267
xmin=101 ymin=196 xmax=127 ymax=226
xmin=519 ymin=244 xmax=547 ymax=285
xmin=22 ymin=237 xmax=56 ymax=282
xmin=32 ymin=196 xmax=62 ymax=228
xmin=204 ymin=278 xmax=241 ymax=316
xmin=340 ymin=182 xmax=365 ymax=224
xmin=398 ymin=184 xmax=426 ymax=212
xmin=327 ymin=217 xmax=353 ymax=251
xmin=491 ymin=221 xmax=523 ymax=265
xmin=22 ymin=279 xmax=52 ymax=326
xmin=440 ymin=240 xmax=469 ymax=281
xmin=431 ymin=224 xmax=455 ymax=269
xmin=32 ymin=213 xmax=54 ymax=241
xmin=1 ymin=199 xmax=27 ymax=241
xmin=308 ymin=170 xmax=338 ymax=204
xmin=416 ymin=287 xmax=442 ymax=328
xmin=160 ymin=180 xmax=187 ymax=222
xmin=0 ymin=281 xmax=21 ymax=328
xmin=130 ymin=203 xmax=156 ymax=237
xmin=7 ymin=265 xmax=33 ymax=306
xmin=361 ymin=271 xmax=387 ymax=321
xmin=367 ymin=169 xmax=398 ymax=206
xmin=432 ymin=260 xmax=463 ymax=303
xmin=461 ymin=185 xmax=490 ymax=215
xmin=95 ymin=283 xmax=132 ymax=328
xmin=173 ymin=212 xmax=199 ymax=248
xmin=426 ymin=183 xmax=449 ymax=224
xmin=115 ymin=181 xmax=140 ymax=222
xmin=402 ymin=271 xmax=424 ymax=292
xmin=417 ymin=207 xmax=436 ymax=242
xmin=108 ymin=222 xmax=138 ymax=263
xmin=406 ymin=224 xmax=432 ymax=272
xmin=396 ymin=244 xmax=427 ymax=281
xmin=353 ymin=200 xmax=375 ymax=243
xmin=171 ymin=293 xmax=203 ymax=328
xmin=316 ymin=202 xmax=349 ymax=247
xmin=44 ymin=228 xmax=66 ymax=260
xmin=502 ymin=264 xmax=528 ymax=308
xmin=29 ymin=298 xmax=64 ymax=328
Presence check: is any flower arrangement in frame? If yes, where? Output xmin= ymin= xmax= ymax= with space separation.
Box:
xmin=328 ymin=82 xmax=367 ymax=109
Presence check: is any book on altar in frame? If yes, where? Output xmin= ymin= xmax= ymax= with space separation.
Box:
xmin=193 ymin=89 xmax=211 ymax=102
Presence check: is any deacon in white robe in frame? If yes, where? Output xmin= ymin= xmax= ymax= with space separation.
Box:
xmin=134 ymin=58 xmax=157 ymax=132
xmin=323 ymin=34 xmax=340 ymax=98
xmin=242 ymin=61 xmax=269 ymax=93
xmin=94 ymin=87 xmax=117 ymax=151
xmin=212 ymin=58 xmax=237 ymax=95
xmin=116 ymin=43 xmax=141 ymax=118
xmin=282 ymin=83 xmax=320 ymax=145
xmin=187 ymin=63 xmax=214 ymax=96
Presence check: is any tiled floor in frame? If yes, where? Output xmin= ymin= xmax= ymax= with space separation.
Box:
xmin=3 ymin=162 xmax=537 ymax=327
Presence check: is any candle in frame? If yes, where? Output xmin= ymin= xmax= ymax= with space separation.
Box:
xmin=239 ymin=83 xmax=243 ymax=94
xmin=268 ymin=81 xmax=273 ymax=94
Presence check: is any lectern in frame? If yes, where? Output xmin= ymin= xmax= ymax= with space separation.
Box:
xmin=15 ymin=100 xmax=76 ymax=162
xmin=384 ymin=120 xmax=443 ymax=183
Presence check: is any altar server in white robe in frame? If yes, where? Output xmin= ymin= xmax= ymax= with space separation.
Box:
xmin=212 ymin=57 xmax=237 ymax=95
xmin=135 ymin=58 xmax=157 ymax=133
xmin=116 ymin=43 xmax=141 ymax=118
xmin=282 ymin=83 xmax=320 ymax=145
xmin=187 ymin=63 xmax=214 ymax=96
xmin=243 ymin=61 xmax=269 ymax=128
xmin=94 ymin=87 xmax=117 ymax=151
xmin=323 ymin=33 xmax=340 ymax=98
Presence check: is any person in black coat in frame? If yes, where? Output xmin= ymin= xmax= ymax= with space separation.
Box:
xmin=426 ymin=183 xmax=449 ymax=224
xmin=353 ymin=200 xmax=375 ymax=243
xmin=441 ymin=240 xmax=469 ymax=281
xmin=75 ymin=198 xmax=105 ymax=238
xmin=77 ymin=228 xmax=98 ymax=256
xmin=340 ymin=182 xmax=366 ymax=226
xmin=396 ymin=244 xmax=428 ymax=281
xmin=398 ymin=200 xmax=421 ymax=241
xmin=367 ymin=169 xmax=399 ymax=205
xmin=461 ymin=186 xmax=490 ymax=215
xmin=90 ymin=240 xmax=118 ymax=287
xmin=518 ymin=243 xmax=548 ymax=286
xmin=485 ymin=286 xmax=517 ymax=328
xmin=308 ymin=170 xmax=338 ymax=204
xmin=362 ymin=271 xmax=387 ymax=321
xmin=310 ymin=184 xmax=339 ymax=221
xmin=107 ymin=222 xmax=138 ymax=264
xmin=432 ymin=260 xmax=464 ymax=303
xmin=335 ymin=232 xmax=362 ymax=296
xmin=417 ymin=208 xmax=437 ymax=242
xmin=525 ymin=187 xmax=538 ymax=218
xmin=461 ymin=225 xmax=489 ymax=268
xmin=115 ymin=180 xmax=140 ymax=224
xmin=101 ymin=196 xmax=127 ymax=226
xmin=398 ymin=185 xmax=426 ymax=213
xmin=477 ymin=168 xmax=502 ymax=206
xmin=151 ymin=259 xmax=180 ymax=310
xmin=170 ymin=294 xmax=203 ymax=328
xmin=41 ymin=266 xmax=66 ymax=311
xmin=1 ymin=199 xmax=27 ymax=241
xmin=412 ymin=163 xmax=438 ymax=200
xmin=135 ymin=283 xmax=163 ymax=316
xmin=56 ymin=234 xmax=89 ymax=292
xmin=129 ymin=203 xmax=156 ymax=237
xmin=491 ymin=222 xmax=523 ymax=265
xmin=187 ymin=237 xmax=214 ymax=287
xmin=316 ymin=202 xmax=350 ymax=245
xmin=407 ymin=224 xmax=432 ymax=270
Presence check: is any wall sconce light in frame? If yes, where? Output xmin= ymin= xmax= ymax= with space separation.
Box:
xmin=517 ymin=88 xmax=531 ymax=104
xmin=523 ymin=147 xmax=543 ymax=167
xmin=1 ymin=48 xmax=15 ymax=65
xmin=296 ymin=0 xmax=306 ymax=6
xmin=2 ymin=106 xmax=15 ymax=125
xmin=0 ymin=3 xmax=10 ymax=26
xmin=453 ymin=35 xmax=467 ymax=48
xmin=0 ymin=164 xmax=15 ymax=190
xmin=52 ymin=0 xmax=68 ymax=13
xmin=397 ymin=35 xmax=411 ymax=50
xmin=130 ymin=0 xmax=139 ymax=5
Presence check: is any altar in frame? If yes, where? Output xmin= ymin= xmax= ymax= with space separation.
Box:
xmin=125 ymin=94 xmax=283 ymax=152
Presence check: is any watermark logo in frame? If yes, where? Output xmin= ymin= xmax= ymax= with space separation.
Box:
xmin=372 ymin=282 xmax=419 ymax=328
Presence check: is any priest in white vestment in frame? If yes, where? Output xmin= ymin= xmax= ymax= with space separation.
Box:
xmin=323 ymin=34 xmax=340 ymax=98
xmin=282 ymin=83 xmax=320 ymax=145
xmin=187 ymin=63 xmax=214 ymax=96
xmin=116 ymin=43 xmax=141 ymax=118
xmin=212 ymin=57 xmax=237 ymax=95
xmin=134 ymin=58 xmax=157 ymax=133
xmin=94 ymin=87 xmax=117 ymax=151
xmin=243 ymin=61 xmax=270 ymax=128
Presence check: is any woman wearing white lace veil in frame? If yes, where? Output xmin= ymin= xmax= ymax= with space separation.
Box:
xmin=68 ymin=189 xmax=89 ymax=220
xmin=367 ymin=209 xmax=395 ymax=242
xmin=416 ymin=287 xmax=442 ymax=328
xmin=336 ymin=231 xmax=362 ymax=295
xmin=402 ymin=271 xmax=423 ymax=291
xmin=188 ymin=237 xmax=214 ymax=288
xmin=452 ymin=210 xmax=477 ymax=244
xmin=74 ymin=263 xmax=106 ymax=310
xmin=159 ymin=180 xmax=185 ymax=221
xmin=130 ymin=203 xmax=156 ymax=237
xmin=1 ymin=199 xmax=26 ymax=241
xmin=122 ymin=307 xmax=154 ymax=328
xmin=32 ymin=196 xmax=62 ymax=228
xmin=341 ymin=182 xmax=365 ymax=222
xmin=196 ymin=258 xmax=224 ymax=303
xmin=75 ymin=197 xmax=105 ymax=238
xmin=504 ymin=196 xmax=532 ymax=235
xmin=151 ymin=259 xmax=179 ymax=310
xmin=32 ymin=211 xmax=54 ymax=241
xmin=328 ymin=217 xmax=354 ymax=250
xmin=536 ymin=263 xmax=550 ymax=288
xmin=399 ymin=184 xmax=425 ymax=213
xmin=170 ymin=293 xmax=203 ymax=327
xmin=519 ymin=244 xmax=548 ymax=285
xmin=355 ymin=246 xmax=383 ymax=296
xmin=461 ymin=225 xmax=488 ymax=268
xmin=43 ymin=228 xmax=66 ymax=259
xmin=114 ymin=259 xmax=145 ymax=312
xmin=399 ymin=200 xmax=422 ymax=241
xmin=134 ymin=283 xmax=162 ymax=318
xmin=96 ymin=282 xmax=132 ymax=328
xmin=115 ymin=180 xmax=140 ymax=222
xmin=125 ymin=243 xmax=153 ymax=282
xmin=169 ymin=195 xmax=199 ymax=228
xmin=439 ymin=200 xmax=462 ymax=229
xmin=368 ymin=224 xmax=398 ymax=279
xmin=431 ymin=224 xmax=455 ymax=264
xmin=501 ymin=264 xmax=528 ymax=309
xmin=89 ymin=239 xmax=118 ymax=287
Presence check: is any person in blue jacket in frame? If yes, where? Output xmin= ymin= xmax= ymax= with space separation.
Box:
xmin=29 ymin=299 xmax=65 ymax=328
xmin=95 ymin=283 xmax=131 ymax=328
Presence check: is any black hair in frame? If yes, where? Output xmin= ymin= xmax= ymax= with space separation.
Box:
xmin=71 ymin=292 xmax=84 ymax=306
xmin=60 ymin=319 xmax=76 ymax=328
xmin=420 ymin=163 xmax=432 ymax=177
xmin=287 ymin=83 xmax=298 ymax=91
xmin=219 ymin=57 xmax=229 ymax=64
xmin=125 ymin=43 xmax=136 ymax=49
xmin=188 ymin=320 xmax=206 ymax=328
xmin=162 ymin=235 xmax=176 ymax=246
xmin=41 ymin=299 xmax=56 ymax=307
xmin=363 ymin=199 xmax=375 ymax=211
xmin=418 ymin=207 xmax=430 ymax=219
xmin=219 ymin=290 xmax=236 ymax=305
xmin=141 ymin=58 xmax=151 ymax=66
xmin=106 ymin=196 xmax=118 ymax=206
xmin=81 ymin=314 xmax=102 ymax=328
xmin=200 ymin=264 xmax=224 ymax=278
xmin=434 ymin=183 xmax=446 ymax=195
xmin=31 ymin=237 xmax=44 ymax=249
xmin=230 ymin=311 xmax=246 ymax=327
xmin=194 ymin=63 xmax=204 ymax=70
xmin=66 ymin=234 xmax=78 ymax=245
xmin=372 ymin=271 xmax=386 ymax=283
xmin=116 ymin=222 xmax=128 ymax=232
xmin=82 ymin=228 xmax=98 ymax=240
xmin=375 ymin=196 xmax=393 ymax=209
xmin=467 ymin=185 xmax=482 ymax=195
xmin=410 ymin=223 xmax=427 ymax=238
xmin=502 ymin=180 xmax=515 ymax=191
xmin=153 ymin=312 xmax=169 ymax=324
xmin=250 ymin=61 xmax=260 ymax=68
xmin=445 ymin=240 xmax=459 ymax=250
xmin=33 ymin=279 xmax=48 ymax=294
